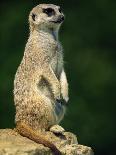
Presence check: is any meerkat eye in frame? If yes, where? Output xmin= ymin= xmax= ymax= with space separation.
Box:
xmin=31 ymin=13 xmax=36 ymax=21
xmin=43 ymin=8 xmax=55 ymax=17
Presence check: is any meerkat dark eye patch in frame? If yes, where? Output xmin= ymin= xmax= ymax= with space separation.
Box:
xmin=31 ymin=13 xmax=36 ymax=21
xmin=43 ymin=8 xmax=55 ymax=17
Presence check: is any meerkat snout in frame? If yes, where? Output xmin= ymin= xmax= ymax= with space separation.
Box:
xmin=29 ymin=4 xmax=65 ymax=30
xmin=52 ymin=15 xmax=65 ymax=24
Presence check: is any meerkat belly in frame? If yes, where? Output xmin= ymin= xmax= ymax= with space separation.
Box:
xmin=38 ymin=54 xmax=62 ymax=99
xmin=38 ymin=51 xmax=62 ymax=96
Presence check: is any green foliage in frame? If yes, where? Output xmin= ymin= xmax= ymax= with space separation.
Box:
xmin=0 ymin=1 xmax=116 ymax=155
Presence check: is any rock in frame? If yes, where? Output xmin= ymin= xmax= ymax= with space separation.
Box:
xmin=0 ymin=129 xmax=94 ymax=155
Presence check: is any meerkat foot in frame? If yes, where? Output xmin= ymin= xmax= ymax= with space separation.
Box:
xmin=50 ymin=125 xmax=65 ymax=134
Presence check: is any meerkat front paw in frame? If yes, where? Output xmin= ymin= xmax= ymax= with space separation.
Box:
xmin=61 ymin=86 xmax=69 ymax=103
xmin=60 ymin=70 xmax=69 ymax=103
xmin=50 ymin=125 xmax=65 ymax=134
xmin=62 ymin=95 xmax=69 ymax=103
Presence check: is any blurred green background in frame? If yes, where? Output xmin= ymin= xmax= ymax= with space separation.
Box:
xmin=0 ymin=0 xmax=116 ymax=155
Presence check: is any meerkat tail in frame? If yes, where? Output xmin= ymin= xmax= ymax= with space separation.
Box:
xmin=16 ymin=122 xmax=61 ymax=155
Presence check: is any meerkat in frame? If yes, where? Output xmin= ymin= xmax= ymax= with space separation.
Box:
xmin=14 ymin=4 xmax=69 ymax=155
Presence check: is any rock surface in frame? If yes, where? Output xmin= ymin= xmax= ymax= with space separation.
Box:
xmin=0 ymin=129 xmax=94 ymax=155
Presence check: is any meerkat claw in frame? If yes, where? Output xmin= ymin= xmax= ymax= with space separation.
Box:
xmin=56 ymin=98 xmax=68 ymax=106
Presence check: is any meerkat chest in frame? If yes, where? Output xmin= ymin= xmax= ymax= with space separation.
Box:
xmin=50 ymin=44 xmax=63 ymax=79
xmin=37 ymin=33 xmax=63 ymax=77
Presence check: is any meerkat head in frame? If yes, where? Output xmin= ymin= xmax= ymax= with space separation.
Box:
xmin=29 ymin=4 xmax=65 ymax=31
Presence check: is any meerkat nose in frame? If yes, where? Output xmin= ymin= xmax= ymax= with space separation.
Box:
xmin=60 ymin=15 xmax=65 ymax=21
xmin=57 ymin=15 xmax=65 ymax=23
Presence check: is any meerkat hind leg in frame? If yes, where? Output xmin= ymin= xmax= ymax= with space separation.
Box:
xmin=16 ymin=122 xmax=62 ymax=155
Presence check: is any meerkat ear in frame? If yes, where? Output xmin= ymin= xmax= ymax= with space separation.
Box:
xmin=31 ymin=13 xmax=37 ymax=21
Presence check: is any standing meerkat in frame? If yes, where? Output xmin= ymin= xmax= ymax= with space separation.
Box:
xmin=14 ymin=4 xmax=69 ymax=155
